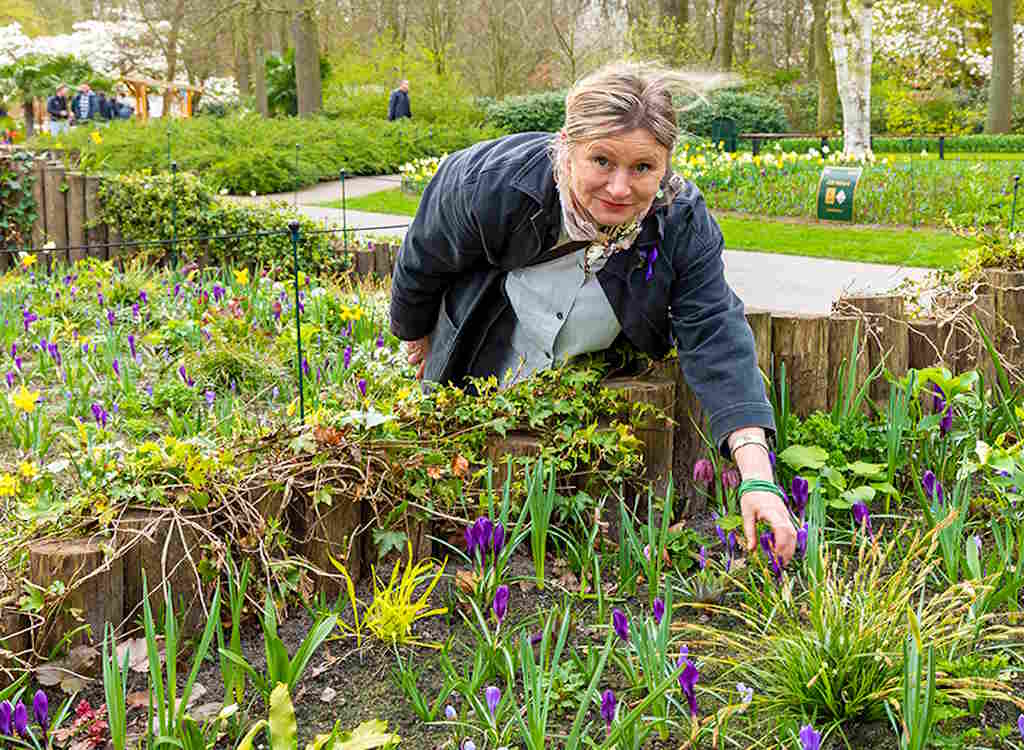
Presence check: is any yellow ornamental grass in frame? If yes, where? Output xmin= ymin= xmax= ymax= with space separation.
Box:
xmin=10 ymin=385 xmax=41 ymax=413
xmin=363 ymin=543 xmax=447 ymax=647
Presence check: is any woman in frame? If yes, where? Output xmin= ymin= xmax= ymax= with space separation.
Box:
xmin=389 ymin=61 xmax=796 ymax=564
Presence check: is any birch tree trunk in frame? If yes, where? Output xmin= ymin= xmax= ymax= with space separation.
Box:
xmin=987 ymin=0 xmax=1014 ymax=134
xmin=828 ymin=0 xmax=872 ymax=158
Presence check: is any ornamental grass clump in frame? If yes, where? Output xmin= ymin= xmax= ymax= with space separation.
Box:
xmin=679 ymin=518 xmax=1020 ymax=734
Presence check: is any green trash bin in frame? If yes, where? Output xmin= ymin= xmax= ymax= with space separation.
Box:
xmin=711 ymin=117 xmax=737 ymax=153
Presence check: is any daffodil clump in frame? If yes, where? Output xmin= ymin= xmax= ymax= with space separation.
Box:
xmin=399 ymin=154 xmax=449 ymax=193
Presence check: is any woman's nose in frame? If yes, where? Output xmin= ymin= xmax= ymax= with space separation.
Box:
xmin=606 ymin=169 xmax=632 ymax=199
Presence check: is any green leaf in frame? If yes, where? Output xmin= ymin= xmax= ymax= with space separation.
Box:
xmin=821 ymin=466 xmax=846 ymax=491
xmin=268 ymin=684 xmax=297 ymax=750
xmin=371 ymin=529 xmax=407 ymax=560
xmin=715 ymin=514 xmax=743 ymax=531
xmin=870 ymin=482 xmax=898 ymax=497
xmin=778 ymin=444 xmax=828 ymax=471
xmin=848 ymin=461 xmax=886 ymax=478
xmin=332 ymin=719 xmax=400 ymax=750
xmin=840 ymin=485 xmax=875 ymax=504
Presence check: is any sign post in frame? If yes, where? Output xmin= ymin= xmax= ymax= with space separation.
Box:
xmin=817 ymin=166 xmax=862 ymax=222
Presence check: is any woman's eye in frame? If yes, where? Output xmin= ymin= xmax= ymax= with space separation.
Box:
xmin=635 ymin=163 xmax=652 ymax=174
xmin=593 ymin=156 xmax=610 ymax=168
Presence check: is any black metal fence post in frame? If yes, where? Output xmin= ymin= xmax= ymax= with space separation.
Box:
xmin=170 ymin=161 xmax=178 ymax=270
xmin=340 ymin=169 xmax=348 ymax=257
xmin=289 ymin=219 xmax=305 ymax=422
xmin=1011 ymin=175 xmax=1021 ymax=235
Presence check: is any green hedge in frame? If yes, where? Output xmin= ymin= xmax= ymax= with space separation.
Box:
xmin=771 ymin=134 xmax=1024 ymax=154
xmin=679 ymin=90 xmax=790 ymax=138
xmin=98 ymin=171 xmax=343 ymax=275
xmin=484 ymin=91 xmax=567 ymax=133
xmin=32 ymin=112 xmax=506 ymax=194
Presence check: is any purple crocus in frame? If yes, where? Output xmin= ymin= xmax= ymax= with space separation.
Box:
xmin=139 ymin=290 xmax=148 ymax=304
xmin=4 ymin=372 xmax=14 ymax=389
xmin=91 ymin=403 xmax=108 ymax=427
xmin=376 ymin=333 xmax=385 ymax=349
xmin=358 ymin=378 xmax=367 ymax=397
xmin=492 ymin=584 xmax=509 ymax=625
xmin=676 ymin=651 xmax=700 ymax=717
xmin=106 ymin=309 xmax=115 ymax=327
xmin=1018 ymin=713 xmax=1023 ymax=740
xmin=22 ymin=309 xmax=38 ymax=333
xmin=205 ymin=390 xmax=216 ymax=407
xmin=464 ymin=526 xmax=476 ymax=558
xmin=128 ymin=334 xmax=137 ymax=360
xmin=492 ymin=521 xmax=505 ymax=556
xmin=760 ymin=531 xmax=782 ymax=581
xmin=212 ymin=284 xmax=225 ymax=302
xmin=940 ymin=406 xmax=953 ymax=437
xmin=799 ymin=724 xmax=821 ymax=750
xmin=601 ymin=689 xmax=616 ymax=730
xmin=726 ymin=531 xmax=737 ymax=572
xmin=12 ymin=702 xmax=27 ymax=738
xmin=645 ymin=246 xmax=659 ymax=282
xmin=132 ymin=303 xmax=140 ymax=320
xmin=343 ymin=346 xmax=352 ymax=369
xmin=97 ymin=292 xmax=104 ymax=306
xmin=796 ymin=522 xmax=808 ymax=558
xmin=112 ymin=358 xmax=120 ymax=378
xmin=713 ymin=515 xmax=727 ymax=547
xmin=852 ymin=502 xmax=873 ymax=538
xmin=922 ymin=470 xmax=944 ymax=505
xmin=612 ymin=608 xmax=629 ymax=642
xmin=472 ymin=517 xmax=493 ymax=557
xmin=653 ymin=597 xmax=665 ymax=625
xmin=32 ymin=690 xmax=47 ymax=733
xmin=697 ymin=545 xmax=706 ymax=570
xmin=0 ymin=701 xmax=11 ymax=735
xmin=178 ymin=365 xmax=194 ymax=387
xmin=932 ymin=383 xmax=946 ymax=412
xmin=302 ymin=357 xmax=311 ymax=377
xmin=692 ymin=458 xmax=714 ymax=484
xmin=790 ymin=475 xmax=809 ymax=518
xmin=484 ymin=686 xmax=500 ymax=719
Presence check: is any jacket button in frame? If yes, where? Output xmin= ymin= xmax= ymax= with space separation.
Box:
xmin=556 ymin=312 xmax=564 ymax=320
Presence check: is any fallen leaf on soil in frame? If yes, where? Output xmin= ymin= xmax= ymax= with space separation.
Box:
xmin=126 ymin=692 xmax=149 ymax=709
xmin=310 ymin=651 xmax=337 ymax=679
xmin=116 ymin=636 xmax=161 ymax=673
xmin=35 ymin=661 xmax=66 ymax=686
xmin=188 ymin=702 xmax=223 ymax=722
xmin=320 ymin=687 xmax=337 ymax=703
xmin=455 ymin=569 xmax=478 ymax=595
xmin=69 ymin=645 xmax=99 ymax=675
xmin=451 ymin=455 xmax=469 ymax=478
xmin=557 ymin=570 xmax=579 ymax=591
xmin=517 ymin=579 xmax=536 ymax=593
xmin=59 ymin=675 xmax=88 ymax=694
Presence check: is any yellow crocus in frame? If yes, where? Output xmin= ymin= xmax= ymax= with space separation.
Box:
xmin=9 ymin=385 xmax=41 ymax=413
xmin=18 ymin=461 xmax=38 ymax=481
xmin=0 ymin=473 xmax=18 ymax=497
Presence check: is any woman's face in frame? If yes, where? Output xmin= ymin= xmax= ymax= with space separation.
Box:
xmin=568 ymin=128 xmax=668 ymax=226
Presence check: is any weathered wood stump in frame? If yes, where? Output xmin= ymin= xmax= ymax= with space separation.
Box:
xmin=30 ymin=159 xmax=47 ymax=251
xmin=771 ymin=314 xmax=829 ymax=417
xmin=0 ymin=607 xmax=27 ymax=679
xmin=28 ymin=539 xmax=122 ymax=650
xmin=986 ymin=269 xmax=1024 ymax=377
xmin=908 ymin=318 xmax=941 ymax=370
xmin=355 ymin=249 xmax=374 ymax=278
xmin=843 ymin=295 xmax=908 ymax=407
xmin=115 ymin=511 xmax=206 ymax=632
xmin=745 ymin=309 xmax=773 ymax=380
xmin=650 ymin=359 xmax=706 ymax=516
xmin=66 ymin=172 xmax=88 ymax=263
xmin=374 ymin=242 xmax=390 ymax=278
xmin=935 ymin=290 xmax=997 ymax=383
xmin=300 ymin=494 xmax=364 ymax=599
xmin=43 ymin=164 xmax=68 ymax=266
xmin=603 ymin=376 xmax=676 ymax=501
xmin=85 ymin=176 xmax=107 ymax=260
xmin=486 ymin=431 xmax=544 ymax=490
xmin=827 ymin=316 xmax=870 ymax=414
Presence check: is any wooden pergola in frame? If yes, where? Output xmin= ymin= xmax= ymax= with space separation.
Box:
xmin=120 ymin=77 xmax=204 ymax=120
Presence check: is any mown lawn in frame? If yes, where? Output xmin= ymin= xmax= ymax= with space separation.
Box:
xmin=320 ymin=189 xmax=971 ymax=268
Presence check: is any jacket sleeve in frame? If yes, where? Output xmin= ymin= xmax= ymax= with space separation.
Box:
xmin=47 ymin=97 xmax=60 ymax=117
xmin=387 ymin=91 xmax=396 ymax=121
xmin=389 ymin=151 xmax=487 ymax=341
xmin=667 ymin=189 xmax=775 ymax=457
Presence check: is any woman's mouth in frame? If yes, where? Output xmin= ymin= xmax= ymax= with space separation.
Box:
xmin=599 ymin=199 xmax=631 ymax=210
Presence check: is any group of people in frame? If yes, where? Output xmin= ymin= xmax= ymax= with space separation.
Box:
xmin=46 ymin=82 xmax=133 ymax=136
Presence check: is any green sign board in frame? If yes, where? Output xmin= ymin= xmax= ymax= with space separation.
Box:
xmin=816 ymin=166 xmax=862 ymax=222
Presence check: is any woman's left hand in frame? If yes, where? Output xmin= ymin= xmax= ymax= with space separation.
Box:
xmin=741 ymin=490 xmax=797 ymax=565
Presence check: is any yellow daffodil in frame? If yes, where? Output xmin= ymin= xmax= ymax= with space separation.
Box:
xmin=20 ymin=253 xmax=37 ymax=268
xmin=9 ymin=385 xmax=41 ymax=413
xmin=18 ymin=461 xmax=38 ymax=481
xmin=396 ymin=387 xmax=411 ymax=400
xmin=90 ymin=130 xmax=103 ymax=145
xmin=233 ymin=268 xmax=250 ymax=286
xmin=0 ymin=473 xmax=18 ymax=497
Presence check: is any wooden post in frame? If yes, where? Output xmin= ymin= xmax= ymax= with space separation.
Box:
xmin=374 ymin=242 xmax=390 ymax=278
xmin=651 ymin=358 xmax=707 ymax=516
xmin=115 ymin=511 xmax=206 ymax=633
xmin=843 ymin=295 xmax=909 ymax=407
xmin=66 ymin=172 xmax=88 ymax=264
xmin=43 ymin=163 xmax=68 ymax=266
xmin=388 ymin=242 xmax=399 ymax=270
xmin=355 ymin=249 xmax=374 ymax=278
xmin=0 ymin=607 xmax=27 ymax=678
xmin=107 ymin=225 xmax=122 ymax=263
xmin=602 ymin=376 xmax=676 ymax=501
xmin=771 ymin=314 xmax=829 ymax=417
xmin=301 ymin=496 xmax=364 ymax=599
xmin=28 ymin=539 xmax=123 ymax=650
xmin=746 ymin=309 xmax=773 ymax=379
xmin=486 ymin=431 xmax=543 ymax=489
xmin=986 ymin=269 xmax=1024 ymax=373
xmin=30 ymin=159 xmax=46 ymax=251
xmin=85 ymin=176 xmax=108 ymax=260
xmin=908 ymin=319 xmax=941 ymax=370
xmin=827 ymin=316 xmax=870 ymax=414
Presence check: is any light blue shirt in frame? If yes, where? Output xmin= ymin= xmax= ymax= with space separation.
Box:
xmin=501 ymin=240 xmax=621 ymax=386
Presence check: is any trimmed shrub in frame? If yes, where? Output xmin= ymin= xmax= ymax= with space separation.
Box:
xmin=31 ymin=112 xmax=505 ymax=194
xmin=484 ymin=91 xmax=567 ymax=133
xmin=678 ymin=90 xmax=790 ymax=137
xmin=97 ymin=171 xmax=344 ymax=275
xmin=772 ymin=134 xmax=1024 ymax=154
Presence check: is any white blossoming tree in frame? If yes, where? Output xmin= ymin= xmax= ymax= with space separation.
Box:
xmin=829 ymin=0 xmax=873 ymax=159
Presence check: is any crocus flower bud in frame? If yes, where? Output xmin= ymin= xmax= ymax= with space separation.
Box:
xmin=799 ymin=724 xmax=821 ymax=750
xmin=492 ymin=585 xmax=510 ymax=625
xmin=600 ymin=689 xmax=616 ymax=729
xmin=32 ymin=690 xmax=47 ymax=729
xmin=612 ymin=608 xmax=629 ymax=642
xmin=652 ymin=597 xmax=665 ymax=625
xmin=491 ymin=522 xmax=505 ymax=556
xmin=484 ymin=686 xmax=500 ymax=719
xmin=13 ymin=702 xmax=27 ymax=737
xmin=0 ymin=700 xmax=12 ymax=735
xmin=444 ymin=704 xmax=456 ymax=721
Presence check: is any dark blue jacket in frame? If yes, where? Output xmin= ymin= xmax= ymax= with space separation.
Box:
xmin=71 ymin=92 xmax=99 ymax=121
xmin=389 ymin=132 xmax=774 ymax=451
xmin=46 ymin=95 xmax=70 ymax=120
xmin=387 ymin=89 xmax=411 ymax=120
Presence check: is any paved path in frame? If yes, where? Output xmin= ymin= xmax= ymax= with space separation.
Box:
xmin=235 ymin=176 xmax=933 ymax=314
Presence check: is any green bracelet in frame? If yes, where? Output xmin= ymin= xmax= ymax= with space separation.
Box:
xmin=737 ymin=478 xmax=787 ymax=504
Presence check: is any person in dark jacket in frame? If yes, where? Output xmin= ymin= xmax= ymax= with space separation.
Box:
xmin=95 ymin=91 xmax=112 ymax=121
xmin=389 ymin=60 xmax=797 ymax=564
xmin=46 ymin=84 xmax=72 ymax=135
xmin=387 ymin=80 xmax=411 ymax=121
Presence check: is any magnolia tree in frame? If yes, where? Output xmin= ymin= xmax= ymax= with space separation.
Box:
xmin=829 ymin=0 xmax=873 ymax=159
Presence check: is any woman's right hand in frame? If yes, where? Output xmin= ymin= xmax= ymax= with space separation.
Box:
xmin=406 ymin=336 xmax=431 ymax=380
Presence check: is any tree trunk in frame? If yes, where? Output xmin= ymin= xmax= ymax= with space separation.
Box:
xmin=162 ymin=0 xmax=187 ymax=116
xmin=235 ymin=12 xmax=251 ymax=97
xmin=987 ymin=0 xmax=1014 ymax=134
xmin=720 ymin=0 xmax=737 ymax=69
xmin=829 ymin=0 xmax=872 ymax=158
xmin=293 ymin=4 xmax=322 ymax=116
xmin=813 ymin=0 xmax=838 ymax=132
xmin=251 ymin=0 xmax=269 ymax=117
xmin=23 ymin=99 xmax=35 ymax=138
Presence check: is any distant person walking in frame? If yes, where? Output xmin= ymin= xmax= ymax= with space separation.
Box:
xmin=387 ymin=79 xmax=411 ymax=121
xmin=46 ymin=84 xmax=72 ymax=135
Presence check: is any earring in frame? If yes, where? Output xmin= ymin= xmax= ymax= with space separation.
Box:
xmin=656 ymin=188 xmax=664 ymax=199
